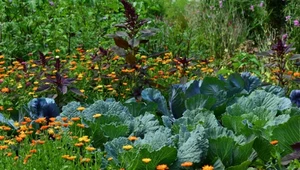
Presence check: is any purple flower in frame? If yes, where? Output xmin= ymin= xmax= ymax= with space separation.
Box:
xmin=259 ymin=1 xmax=264 ymax=7
xmin=286 ymin=16 xmax=291 ymax=21
xmin=250 ymin=5 xmax=254 ymax=11
xmin=282 ymin=34 xmax=288 ymax=41
xmin=294 ymin=20 xmax=300 ymax=26
xmin=219 ymin=1 xmax=223 ymax=8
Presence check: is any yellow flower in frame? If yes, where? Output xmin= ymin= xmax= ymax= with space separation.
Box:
xmin=78 ymin=136 xmax=90 ymax=143
xmin=62 ymin=155 xmax=70 ymax=159
xmin=67 ymin=156 xmax=76 ymax=161
xmin=181 ymin=161 xmax=193 ymax=167
xmin=202 ymin=165 xmax=214 ymax=170
xmin=108 ymin=157 xmax=113 ymax=161
xmin=122 ymin=145 xmax=133 ymax=150
xmin=77 ymin=124 xmax=85 ymax=128
xmin=80 ymin=158 xmax=91 ymax=163
xmin=85 ymin=146 xmax=96 ymax=151
xmin=142 ymin=158 xmax=151 ymax=163
xmin=93 ymin=113 xmax=102 ymax=118
xmin=48 ymin=128 xmax=55 ymax=135
xmin=77 ymin=107 xmax=85 ymax=111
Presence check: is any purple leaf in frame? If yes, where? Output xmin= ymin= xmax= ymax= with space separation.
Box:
xmin=69 ymin=87 xmax=83 ymax=96
xmin=36 ymin=84 xmax=51 ymax=92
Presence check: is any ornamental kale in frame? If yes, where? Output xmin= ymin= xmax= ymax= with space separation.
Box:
xmin=290 ymin=90 xmax=300 ymax=107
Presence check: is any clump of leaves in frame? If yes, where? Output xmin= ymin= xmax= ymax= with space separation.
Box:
xmin=257 ymin=34 xmax=298 ymax=87
xmin=35 ymin=53 xmax=83 ymax=107
xmin=108 ymin=0 xmax=158 ymax=66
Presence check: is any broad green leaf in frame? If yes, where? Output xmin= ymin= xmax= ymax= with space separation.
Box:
xmin=127 ymin=146 xmax=177 ymax=170
xmin=240 ymin=72 xmax=261 ymax=93
xmin=134 ymin=127 xmax=174 ymax=151
xmin=185 ymin=94 xmax=216 ymax=110
xmin=208 ymin=137 xmax=236 ymax=166
xmin=200 ymin=77 xmax=226 ymax=96
xmin=141 ymin=88 xmax=170 ymax=117
xmin=131 ymin=113 xmax=160 ymax=137
xmin=226 ymin=161 xmax=251 ymax=170
xmin=124 ymin=102 xmax=157 ymax=117
xmin=227 ymin=90 xmax=291 ymax=115
xmin=101 ymin=123 xmax=129 ymax=139
xmin=272 ymin=116 xmax=300 ymax=155
xmin=233 ymin=139 xmax=255 ymax=165
xmin=169 ymin=85 xmax=186 ymax=118
xmin=262 ymin=85 xmax=286 ymax=97
xmin=104 ymin=137 xmax=131 ymax=164
xmin=176 ymin=125 xmax=208 ymax=164
xmin=253 ymin=137 xmax=274 ymax=162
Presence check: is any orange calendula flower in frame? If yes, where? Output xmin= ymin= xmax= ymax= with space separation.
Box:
xmin=181 ymin=161 xmax=193 ymax=167
xmin=85 ymin=146 xmax=96 ymax=152
xmin=270 ymin=140 xmax=278 ymax=145
xmin=2 ymin=126 xmax=11 ymax=131
xmin=156 ymin=164 xmax=169 ymax=170
xmin=35 ymin=117 xmax=47 ymax=124
xmin=77 ymin=124 xmax=85 ymax=128
xmin=0 ymin=136 xmax=5 ymax=140
xmin=6 ymin=152 xmax=13 ymax=156
xmin=15 ymin=136 xmax=23 ymax=143
xmin=66 ymin=156 xmax=76 ymax=161
xmin=80 ymin=158 xmax=91 ymax=163
xmin=128 ymin=136 xmax=138 ymax=141
xmin=142 ymin=158 xmax=151 ymax=163
xmin=122 ymin=145 xmax=133 ymax=150
xmin=71 ymin=117 xmax=80 ymax=121
xmin=1 ymin=87 xmax=9 ymax=93
xmin=49 ymin=117 xmax=56 ymax=122
xmin=40 ymin=125 xmax=49 ymax=130
xmin=0 ymin=145 xmax=8 ymax=150
xmin=77 ymin=107 xmax=85 ymax=111
xmin=62 ymin=155 xmax=70 ymax=159
xmin=75 ymin=142 xmax=84 ymax=147
xmin=29 ymin=149 xmax=37 ymax=153
xmin=61 ymin=117 xmax=68 ymax=122
xmin=202 ymin=165 xmax=214 ymax=170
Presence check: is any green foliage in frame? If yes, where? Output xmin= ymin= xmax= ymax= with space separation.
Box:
xmin=272 ymin=116 xmax=300 ymax=155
